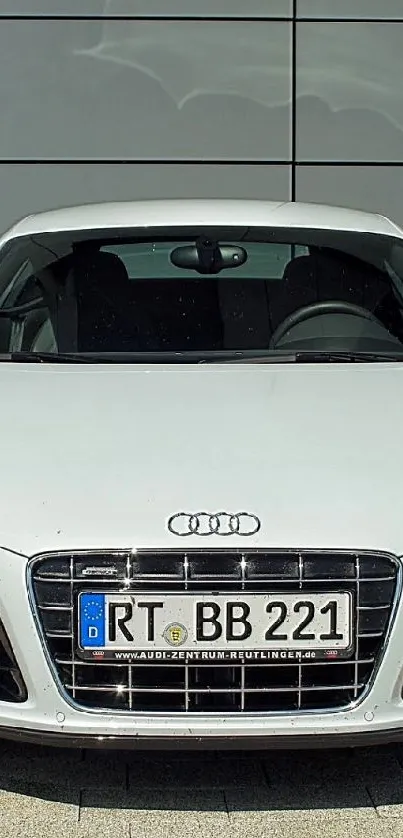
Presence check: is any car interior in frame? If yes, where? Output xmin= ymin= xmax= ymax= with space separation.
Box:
xmin=1 ymin=231 xmax=403 ymax=356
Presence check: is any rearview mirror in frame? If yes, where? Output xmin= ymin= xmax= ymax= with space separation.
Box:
xmin=170 ymin=238 xmax=247 ymax=274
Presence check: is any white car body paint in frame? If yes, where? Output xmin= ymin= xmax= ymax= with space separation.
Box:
xmin=0 ymin=199 xmax=401 ymax=748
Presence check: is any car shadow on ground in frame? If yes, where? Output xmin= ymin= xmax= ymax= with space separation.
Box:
xmin=0 ymin=742 xmax=402 ymax=816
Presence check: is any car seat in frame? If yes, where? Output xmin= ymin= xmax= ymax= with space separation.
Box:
xmin=74 ymin=250 xmax=137 ymax=352
xmin=271 ymin=247 xmax=389 ymax=330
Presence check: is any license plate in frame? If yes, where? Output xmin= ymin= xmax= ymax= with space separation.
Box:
xmin=78 ymin=591 xmax=353 ymax=662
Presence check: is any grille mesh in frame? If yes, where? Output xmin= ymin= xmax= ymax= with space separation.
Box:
xmin=30 ymin=549 xmax=398 ymax=713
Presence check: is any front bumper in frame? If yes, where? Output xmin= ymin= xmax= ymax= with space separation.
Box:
xmin=3 ymin=726 xmax=403 ymax=750
xmin=2 ymin=546 xmax=403 ymax=749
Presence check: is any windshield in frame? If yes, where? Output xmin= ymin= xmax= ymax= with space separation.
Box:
xmin=1 ymin=225 xmax=403 ymax=360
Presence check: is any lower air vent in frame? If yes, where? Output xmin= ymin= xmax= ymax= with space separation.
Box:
xmin=0 ymin=621 xmax=27 ymax=702
xmin=29 ymin=549 xmax=399 ymax=714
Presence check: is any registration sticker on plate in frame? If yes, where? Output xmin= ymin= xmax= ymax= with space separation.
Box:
xmin=77 ymin=591 xmax=353 ymax=662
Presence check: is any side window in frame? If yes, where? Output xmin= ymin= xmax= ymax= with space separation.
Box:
xmin=2 ymin=270 xmax=56 ymax=353
xmin=0 ymin=261 xmax=39 ymax=352
xmin=1 ymin=260 xmax=36 ymax=307
xmin=13 ymin=274 xmax=42 ymax=306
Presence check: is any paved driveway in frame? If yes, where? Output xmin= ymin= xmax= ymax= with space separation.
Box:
xmin=1 ymin=741 xmax=403 ymax=837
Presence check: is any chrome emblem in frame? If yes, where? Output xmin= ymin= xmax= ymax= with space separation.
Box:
xmin=167 ymin=512 xmax=261 ymax=537
xmin=81 ymin=566 xmax=118 ymax=577
xmin=163 ymin=623 xmax=188 ymax=646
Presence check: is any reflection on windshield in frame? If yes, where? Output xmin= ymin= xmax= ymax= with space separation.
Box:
xmin=1 ymin=226 xmax=403 ymax=360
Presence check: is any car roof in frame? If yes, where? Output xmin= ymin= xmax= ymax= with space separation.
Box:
xmin=2 ymin=199 xmax=402 ymax=241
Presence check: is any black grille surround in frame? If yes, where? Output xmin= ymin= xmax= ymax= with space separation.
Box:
xmin=29 ymin=549 xmax=400 ymax=714
xmin=0 ymin=620 xmax=27 ymax=703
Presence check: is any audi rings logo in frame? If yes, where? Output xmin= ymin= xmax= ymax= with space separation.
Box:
xmin=167 ymin=512 xmax=261 ymax=537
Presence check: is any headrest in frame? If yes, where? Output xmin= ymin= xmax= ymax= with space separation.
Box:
xmin=282 ymin=255 xmax=317 ymax=287
xmin=75 ymin=250 xmax=129 ymax=293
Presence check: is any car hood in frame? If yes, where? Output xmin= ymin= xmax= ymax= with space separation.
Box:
xmin=1 ymin=361 xmax=403 ymax=558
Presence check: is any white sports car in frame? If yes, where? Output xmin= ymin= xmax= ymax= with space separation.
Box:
xmin=0 ymin=198 xmax=402 ymax=749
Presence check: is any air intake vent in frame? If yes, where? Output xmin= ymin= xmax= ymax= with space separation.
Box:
xmin=0 ymin=621 xmax=27 ymax=702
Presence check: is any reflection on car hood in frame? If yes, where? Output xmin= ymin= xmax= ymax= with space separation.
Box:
xmin=1 ymin=362 xmax=403 ymax=557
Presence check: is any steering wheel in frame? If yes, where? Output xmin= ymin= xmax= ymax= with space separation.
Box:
xmin=269 ymin=300 xmax=385 ymax=349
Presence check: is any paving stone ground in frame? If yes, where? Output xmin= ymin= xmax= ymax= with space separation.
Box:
xmin=1 ymin=741 xmax=403 ymax=837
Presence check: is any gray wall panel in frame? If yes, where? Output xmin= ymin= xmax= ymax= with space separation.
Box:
xmin=298 ymin=1 xmax=403 ymax=19
xmin=0 ymin=21 xmax=291 ymax=161
xmin=296 ymin=166 xmax=403 ymax=227
xmin=0 ymin=1 xmax=291 ymax=16
xmin=0 ymin=164 xmax=290 ymax=234
xmin=296 ymin=23 xmax=403 ymax=162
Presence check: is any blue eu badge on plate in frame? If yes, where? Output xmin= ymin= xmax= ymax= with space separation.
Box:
xmin=80 ymin=593 xmax=106 ymax=647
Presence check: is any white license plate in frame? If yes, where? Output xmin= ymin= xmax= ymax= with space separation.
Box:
xmin=78 ymin=591 xmax=353 ymax=662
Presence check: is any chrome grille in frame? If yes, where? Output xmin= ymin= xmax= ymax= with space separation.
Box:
xmin=29 ymin=549 xmax=399 ymax=713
